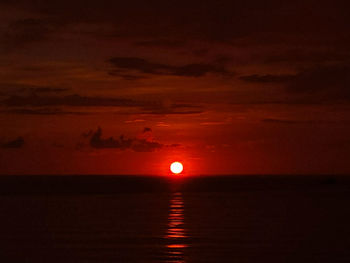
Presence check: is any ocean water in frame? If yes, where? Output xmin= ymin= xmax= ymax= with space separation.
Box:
xmin=0 ymin=175 xmax=349 ymax=262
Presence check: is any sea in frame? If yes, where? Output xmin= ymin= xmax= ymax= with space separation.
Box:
xmin=0 ymin=175 xmax=349 ymax=262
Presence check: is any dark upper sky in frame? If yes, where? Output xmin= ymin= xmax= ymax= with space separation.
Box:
xmin=1 ymin=0 xmax=350 ymax=175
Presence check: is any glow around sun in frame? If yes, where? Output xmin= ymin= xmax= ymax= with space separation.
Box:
xmin=170 ymin=162 xmax=183 ymax=174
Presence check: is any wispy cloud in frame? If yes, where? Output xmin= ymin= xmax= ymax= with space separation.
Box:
xmin=2 ymin=94 xmax=204 ymax=115
xmin=0 ymin=137 xmax=24 ymax=148
xmin=240 ymin=63 xmax=350 ymax=102
xmin=287 ymin=64 xmax=350 ymax=99
xmin=2 ymin=94 xmax=136 ymax=107
xmin=262 ymin=118 xmax=299 ymax=124
xmin=2 ymin=18 xmax=54 ymax=49
xmin=108 ymin=57 xmax=233 ymax=78
xmin=3 ymin=108 xmax=88 ymax=115
xmin=240 ymin=74 xmax=295 ymax=83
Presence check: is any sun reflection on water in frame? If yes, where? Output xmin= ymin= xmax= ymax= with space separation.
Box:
xmin=165 ymin=192 xmax=187 ymax=262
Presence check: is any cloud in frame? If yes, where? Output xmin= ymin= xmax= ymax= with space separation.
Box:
xmin=262 ymin=118 xmax=299 ymax=124
xmin=90 ymin=127 xmax=133 ymax=149
xmin=1 ymin=18 xmax=55 ymax=50
xmin=265 ymin=49 xmax=350 ymax=64
xmin=108 ymin=57 xmax=164 ymax=74
xmin=83 ymin=127 xmax=178 ymax=152
xmin=108 ymin=57 xmax=232 ymax=78
xmin=174 ymin=63 xmax=231 ymax=77
xmin=3 ymin=108 xmax=87 ymax=115
xmin=1 ymin=137 xmax=25 ymax=148
xmin=2 ymin=0 xmax=350 ymax=48
xmin=140 ymin=102 xmax=204 ymax=115
xmin=30 ymin=87 xmax=70 ymax=94
xmin=2 ymin=94 xmax=204 ymax=115
xmin=0 ymin=94 xmax=203 ymax=115
xmin=141 ymin=108 xmax=203 ymax=115
xmin=143 ymin=127 xmax=152 ymax=133
xmin=0 ymin=83 xmax=69 ymax=96
xmin=2 ymin=94 xmax=137 ymax=107
xmin=239 ymin=64 xmax=350 ymax=102
xmin=287 ymin=64 xmax=350 ymax=98
xmin=81 ymin=130 xmax=93 ymax=138
xmin=134 ymin=39 xmax=185 ymax=48
xmin=52 ymin=142 xmax=64 ymax=148
xmin=240 ymin=74 xmax=296 ymax=83
xmin=200 ymin=121 xmax=227 ymax=126
xmin=131 ymin=140 xmax=163 ymax=152
xmin=107 ymin=72 xmax=147 ymax=80
xmin=261 ymin=118 xmax=346 ymax=124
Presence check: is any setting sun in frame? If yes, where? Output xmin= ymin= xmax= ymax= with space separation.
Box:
xmin=170 ymin=162 xmax=183 ymax=174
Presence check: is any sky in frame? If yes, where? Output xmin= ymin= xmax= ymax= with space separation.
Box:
xmin=0 ymin=0 xmax=350 ymax=175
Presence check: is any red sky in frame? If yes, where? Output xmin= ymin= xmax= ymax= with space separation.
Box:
xmin=1 ymin=0 xmax=350 ymax=175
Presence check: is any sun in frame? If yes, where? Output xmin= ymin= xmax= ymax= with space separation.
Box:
xmin=170 ymin=162 xmax=183 ymax=174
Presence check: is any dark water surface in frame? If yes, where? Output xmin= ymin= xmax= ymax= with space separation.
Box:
xmin=0 ymin=175 xmax=349 ymax=262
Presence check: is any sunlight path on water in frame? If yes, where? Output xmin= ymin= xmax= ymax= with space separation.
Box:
xmin=165 ymin=192 xmax=187 ymax=262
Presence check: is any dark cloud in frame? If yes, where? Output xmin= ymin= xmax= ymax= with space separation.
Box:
xmin=108 ymin=57 xmax=232 ymax=78
xmin=0 ymin=83 xmax=69 ymax=95
xmin=262 ymin=118 xmax=349 ymax=125
xmin=265 ymin=49 xmax=350 ymax=64
xmin=9 ymin=86 xmax=70 ymax=95
xmin=143 ymin=127 xmax=152 ymax=133
xmin=240 ymin=74 xmax=296 ymax=83
xmin=2 ymin=94 xmax=137 ymax=107
xmin=3 ymin=108 xmax=87 ymax=115
xmin=262 ymin=118 xmax=299 ymax=124
xmin=3 ymin=1 xmax=349 ymax=43
xmin=1 ymin=18 xmax=55 ymax=50
xmin=134 ymin=39 xmax=185 ymax=48
xmin=52 ymin=142 xmax=64 ymax=148
xmin=192 ymin=48 xmax=209 ymax=57
xmin=169 ymin=143 xmax=181 ymax=147
xmin=287 ymin=64 xmax=350 ymax=100
xmin=1 ymin=0 xmax=349 ymax=51
xmin=108 ymin=57 xmax=164 ymax=74
xmin=240 ymin=64 xmax=350 ymax=102
xmin=131 ymin=140 xmax=163 ymax=152
xmin=174 ymin=63 xmax=231 ymax=77
xmin=90 ymin=127 xmax=133 ymax=150
xmin=140 ymin=103 xmax=204 ymax=115
xmin=1 ymin=137 xmax=25 ymax=149
xmin=84 ymin=127 xmax=175 ymax=152
xmin=81 ymin=130 xmax=93 ymax=138
xmin=107 ymin=72 xmax=147 ymax=81
xmin=141 ymin=108 xmax=204 ymax=115
xmin=2 ymin=94 xmax=204 ymax=115
xmin=31 ymin=87 xmax=70 ymax=93
xmin=150 ymin=110 xmax=203 ymax=115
